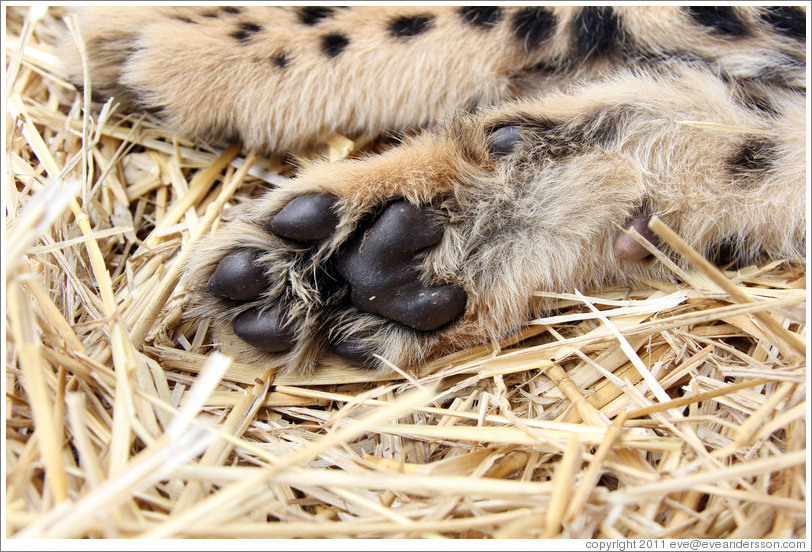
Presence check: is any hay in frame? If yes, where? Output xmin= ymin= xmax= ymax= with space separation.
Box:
xmin=4 ymin=6 xmax=807 ymax=540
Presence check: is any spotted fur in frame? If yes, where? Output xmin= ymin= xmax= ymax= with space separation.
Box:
xmin=62 ymin=6 xmax=807 ymax=372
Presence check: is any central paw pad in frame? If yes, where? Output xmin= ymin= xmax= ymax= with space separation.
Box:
xmin=336 ymin=201 xmax=466 ymax=332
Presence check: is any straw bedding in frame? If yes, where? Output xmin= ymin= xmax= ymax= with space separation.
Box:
xmin=4 ymin=7 xmax=808 ymax=539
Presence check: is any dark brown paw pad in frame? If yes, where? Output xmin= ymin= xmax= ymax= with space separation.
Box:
xmin=336 ymin=201 xmax=467 ymax=332
xmin=232 ymin=309 xmax=294 ymax=353
xmin=208 ymin=249 xmax=267 ymax=301
xmin=268 ymin=194 xmax=339 ymax=242
xmin=330 ymin=336 xmax=379 ymax=368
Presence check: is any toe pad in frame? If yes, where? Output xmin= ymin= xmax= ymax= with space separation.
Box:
xmin=268 ymin=194 xmax=339 ymax=242
xmin=330 ymin=337 xmax=379 ymax=368
xmin=208 ymin=249 xmax=267 ymax=301
xmin=232 ymin=309 xmax=294 ymax=353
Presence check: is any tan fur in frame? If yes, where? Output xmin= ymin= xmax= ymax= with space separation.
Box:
xmin=63 ymin=6 xmax=807 ymax=372
xmin=64 ymin=6 xmax=805 ymax=152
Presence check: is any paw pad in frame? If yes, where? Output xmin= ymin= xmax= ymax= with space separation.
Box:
xmin=329 ymin=335 xmax=379 ymax=367
xmin=268 ymin=194 xmax=339 ymax=241
xmin=207 ymin=249 xmax=267 ymax=300
xmin=232 ymin=309 xmax=294 ymax=352
xmin=336 ymin=201 xmax=466 ymax=332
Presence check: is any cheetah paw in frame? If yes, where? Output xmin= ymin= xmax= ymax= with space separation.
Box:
xmin=187 ymin=189 xmax=471 ymax=371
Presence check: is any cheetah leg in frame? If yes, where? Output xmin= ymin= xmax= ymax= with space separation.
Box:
xmin=65 ymin=5 xmax=805 ymax=154
xmin=184 ymin=66 xmax=805 ymax=372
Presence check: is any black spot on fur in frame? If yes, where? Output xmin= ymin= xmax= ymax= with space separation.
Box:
xmin=573 ymin=7 xmax=625 ymax=60
xmin=459 ymin=6 xmax=502 ymax=28
xmin=128 ymin=90 xmax=167 ymax=119
xmin=241 ymin=22 xmax=262 ymax=34
xmin=389 ymin=15 xmax=434 ymax=38
xmin=231 ymin=22 xmax=262 ymax=42
xmin=321 ymin=33 xmax=350 ymax=58
xmin=730 ymin=138 xmax=777 ymax=175
xmin=737 ymin=91 xmax=778 ymax=115
xmin=298 ymin=6 xmax=336 ymax=26
xmin=734 ymin=85 xmax=780 ymax=116
xmin=761 ymin=7 xmax=806 ymax=39
xmin=273 ymin=52 xmax=290 ymax=69
xmin=512 ymin=7 xmax=556 ymax=50
xmin=171 ymin=15 xmax=197 ymax=24
xmin=221 ymin=7 xmax=241 ymax=15
xmin=718 ymin=71 xmax=788 ymax=116
xmin=582 ymin=106 xmax=633 ymax=148
xmin=685 ymin=7 xmax=748 ymax=37
xmin=201 ymin=10 xmax=219 ymax=19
